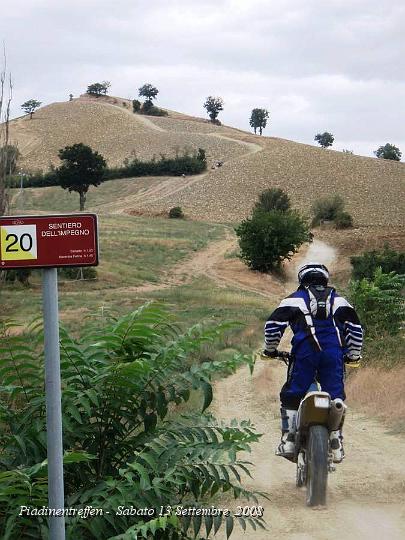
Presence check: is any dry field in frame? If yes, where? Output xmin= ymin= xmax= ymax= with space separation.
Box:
xmin=8 ymin=95 xmax=405 ymax=233
xmin=9 ymin=98 xmax=245 ymax=170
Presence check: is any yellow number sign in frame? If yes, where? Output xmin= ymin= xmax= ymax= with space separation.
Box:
xmin=0 ymin=224 xmax=38 ymax=261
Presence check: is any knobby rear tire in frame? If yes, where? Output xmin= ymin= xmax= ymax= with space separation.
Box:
xmin=306 ymin=425 xmax=328 ymax=506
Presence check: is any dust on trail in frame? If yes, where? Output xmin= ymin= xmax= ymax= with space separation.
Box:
xmin=211 ymin=238 xmax=405 ymax=540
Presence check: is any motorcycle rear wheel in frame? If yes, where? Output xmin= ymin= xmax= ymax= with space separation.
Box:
xmin=306 ymin=425 xmax=328 ymax=506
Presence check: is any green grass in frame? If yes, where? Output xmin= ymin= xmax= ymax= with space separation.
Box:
xmin=145 ymin=277 xmax=269 ymax=357
xmin=4 ymin=185 xmax=271 ymax=353
xmin=0 ymin=215 xmax=225 ymax=329
xmin=10 ymin=177 xmax=154 ymax=214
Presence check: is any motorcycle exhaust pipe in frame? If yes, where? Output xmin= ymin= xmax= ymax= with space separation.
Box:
xmin=328 ymin=398 xmax=346 ymax=431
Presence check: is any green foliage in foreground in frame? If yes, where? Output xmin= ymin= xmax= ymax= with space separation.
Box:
xmin=0 ymin=303 xmax=265 ymax=539
xmin=349 ymin=269 xmax=405 ymax=337
xmin=351 ymin=246 xmax=405 ymax=280
xmin=236 ymin=209 xmax=311 ymax=272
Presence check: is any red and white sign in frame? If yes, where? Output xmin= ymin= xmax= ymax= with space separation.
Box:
xmin=0 ymin=214 xmax=99 ymax=269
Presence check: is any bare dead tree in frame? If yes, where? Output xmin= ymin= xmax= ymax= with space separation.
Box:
xmin=0 ymin=47 xmax=13 ymax=216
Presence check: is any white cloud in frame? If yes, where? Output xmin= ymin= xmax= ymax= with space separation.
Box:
xmin=1 ymin=0 xmax=404 ymax=157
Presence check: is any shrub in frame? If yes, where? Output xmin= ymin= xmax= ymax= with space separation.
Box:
xmin=374 ymin=143 xmax=401 ymax=161
xmin=311 ymin=194 xmax=345 ymax=226
xmin=334 ymin=211 xmax=353 ymax=229
xmin=236 ymin=209 xmax=311 ymax=272
xmin=58 ymin=266 xmax=97 ymax=280
xmin=2 ymin=268 xmax=31 ymax=286
xmin=0 ymin=303 xmax=264 ymax=538
xmin=168 ymin=206 xmax=184 ymax=219
xmin=351 ymin=246 xmax=405 ymax=280
xmin=254 ymin=188 xmax=290 ymax=213
xmin=0 ymin=144 xmax=20 ymax=175
xmin=6 ymin=148 xmax=207 ymax=188
xmin=140 ymin=102 xmax=168 ymax=116
xmin=349 ymin=269 xmax=405 ymax=337
xmin=132 ymin=99 xmax=141 ymax=113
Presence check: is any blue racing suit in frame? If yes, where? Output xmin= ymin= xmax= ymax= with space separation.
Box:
xmin=264 ymin=285 xmax=363 ymax=410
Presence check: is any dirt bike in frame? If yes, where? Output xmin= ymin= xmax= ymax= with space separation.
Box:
xmin=270 ymin=351 xmax=348 ymax=507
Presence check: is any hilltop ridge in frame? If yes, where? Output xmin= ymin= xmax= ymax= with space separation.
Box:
xmin=8 ymin=96 xmax=405 ymax=227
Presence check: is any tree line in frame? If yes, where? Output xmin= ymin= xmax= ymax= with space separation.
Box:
xmin=20 ymin=81 xmax=402 ymax=161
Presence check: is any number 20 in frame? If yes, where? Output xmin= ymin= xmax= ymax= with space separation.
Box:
xmin=5 ymin=233 xmax=33 ymax=252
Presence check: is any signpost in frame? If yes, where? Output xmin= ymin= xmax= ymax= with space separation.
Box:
xmin=0 ymin=214 xmax=99 ymax=540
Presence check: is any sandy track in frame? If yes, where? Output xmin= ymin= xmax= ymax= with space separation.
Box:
xmin=209 ymin=237 xmax=405 ymax=539
xmin=212 ymin=361 xmax=405 ymax=540
xmin=99 ymin=129 xmax=263 ymax=215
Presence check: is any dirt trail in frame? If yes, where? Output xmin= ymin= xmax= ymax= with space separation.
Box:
xmin=97 ymin=126 xmax=263 ymax=215
xmin=211 ymin=238 xmax=405 ymax=539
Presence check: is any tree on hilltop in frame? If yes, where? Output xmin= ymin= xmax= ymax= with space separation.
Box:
xmin=21 ymin=99 xmax=42 ymax=119
xmin=55 ymin=143 xmax=106 ymax=210
xmin=249 ymin=108 xmax=269 ymax=135
xmin=87 ymin=81 xmax=111 ymax=96
xmin=315 ymin=132 xmax=334 ymax=148
xmin=203 ymin=96 xmax=224 ymax=123
xmin=138 ymin=83 xmax=159 ymax=104
xmin=374 ymin=143 xmax=401 ymax=161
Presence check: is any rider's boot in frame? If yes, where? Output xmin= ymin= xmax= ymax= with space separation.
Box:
xmin=276 ymin=408 xmax=297 ymax=461
xmin=330 ymin=430 xmax=345 ymax=463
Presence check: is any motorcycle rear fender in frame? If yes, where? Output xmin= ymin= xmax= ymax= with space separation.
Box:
xmin=297 ymin=391 xmax=331 ymax=429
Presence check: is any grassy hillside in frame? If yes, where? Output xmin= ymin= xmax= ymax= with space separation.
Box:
xmin=8 ymin=95 xmax=405 ymax=231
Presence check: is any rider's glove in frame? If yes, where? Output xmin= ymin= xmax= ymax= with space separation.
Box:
xmin=262 ymin=349 xmax=278 ymax=358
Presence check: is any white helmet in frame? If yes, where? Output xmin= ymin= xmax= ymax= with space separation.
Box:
xmin=297 ymin=262 xmax=329 ymax=285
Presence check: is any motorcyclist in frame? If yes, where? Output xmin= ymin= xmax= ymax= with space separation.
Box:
xmin=263 ymin=262 xmax=363 ymax=463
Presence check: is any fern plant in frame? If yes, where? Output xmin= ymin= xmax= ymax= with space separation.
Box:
xmin=0 ymin=303 xmax=264 ymax=539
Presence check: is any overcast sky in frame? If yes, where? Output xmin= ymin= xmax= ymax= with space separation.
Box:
xmin=1 ymin=0 xmax=404 ymax=158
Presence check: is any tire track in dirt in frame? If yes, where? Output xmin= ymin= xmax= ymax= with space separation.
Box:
xmin=211 ymin=238 xmax=405 ymax=540
xmin=212 ymin=361 xmax=405 ymax=540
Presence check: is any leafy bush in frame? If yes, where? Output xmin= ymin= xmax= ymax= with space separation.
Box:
xmin=6 ymin=149 xmax=207 ymax=188
xmin=0 ymin=303 xmax=264 ymax=538
xmin=334 ymin=211 xmax=353 ymax=229
xmin=254 ymin=188 xmax=290 ymax=213
xmin=311 ymin=195 xmax=345 ymax=226
xmin=140 ymin=102 xmax=168 ymax=116
xmin=58 ymin=267 xmax=98 ymax=280
xmin=2 ymin=268 xmax=32 ymax=286
xmin=168 ymin=206 xmax=184 ymax=219
xmin=132 ymin=99 xmax=141 ymax=113
xmin=351 ymin=246 xmax=405 ymax=280
xmin=236 ymin=209 xmax=311 ymax=272
xmin=374 ymin=143 xmax=401 ymax=161
xmin=349 ymin=269 xmax=405 ymax=337
xmin=0 ymin=144 xmax=20 ymax=176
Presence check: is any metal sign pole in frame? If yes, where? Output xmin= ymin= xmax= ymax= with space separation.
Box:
xmin=42 ymin=267 xmax=65 ymax=539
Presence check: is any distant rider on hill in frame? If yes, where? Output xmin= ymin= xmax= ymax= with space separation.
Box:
xmin=263 ymin=262 xmax=363 ymax=463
